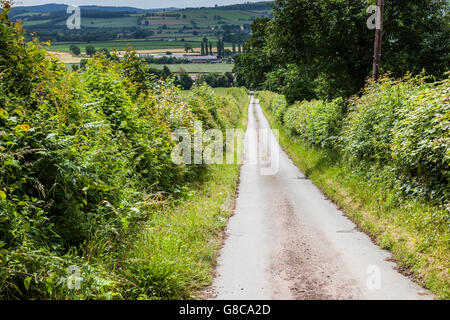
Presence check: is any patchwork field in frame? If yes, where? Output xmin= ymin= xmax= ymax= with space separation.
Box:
xmin=11 ymin=2 xmax=267 ymax=76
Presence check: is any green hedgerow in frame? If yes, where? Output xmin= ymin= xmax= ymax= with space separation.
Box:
xmin=0 ymin=1 xmax=245 ymax=299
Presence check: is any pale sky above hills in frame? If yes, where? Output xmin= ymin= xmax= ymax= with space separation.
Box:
xmin=14 ymin=0 xmax=267 ymax=9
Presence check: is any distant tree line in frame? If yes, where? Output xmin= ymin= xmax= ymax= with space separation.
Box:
xmin=200 ymin=2 xmax=272 ymax=11
xmin=197 ymin=72 xmax=235 ymax=88
xmin=24 ymin=26 xmax=154 ymax=42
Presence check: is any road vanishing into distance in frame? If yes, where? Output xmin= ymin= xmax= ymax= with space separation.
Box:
xmin=207 ymin=97 xmax=433 ymax=300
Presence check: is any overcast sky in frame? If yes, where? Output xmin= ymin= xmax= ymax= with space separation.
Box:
xmin=14 ymin=0 xmax=266 ymax=9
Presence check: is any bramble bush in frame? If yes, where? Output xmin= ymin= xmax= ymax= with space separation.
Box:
xmin=342 ymin=75 xmax=427 ymax=166
xmin=264 ymin=73 xmax=449 ymax=204
xmin=283 ymin=98 xmax=346 ymax=150
xmin=270 ymin=95 xmax=288 ymax=124
xmin=391 ymin=77 xmax=449 ymax=201
xmin=342 ymin=75 xmax=449 ymax=202
xmin=0 ymin=2 xmax=243 ymax=299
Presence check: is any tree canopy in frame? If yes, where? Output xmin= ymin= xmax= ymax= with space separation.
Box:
xmin=234 ymin=0 xmax=449 ymax=103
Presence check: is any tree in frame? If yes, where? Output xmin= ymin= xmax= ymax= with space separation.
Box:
xmin=134 ymin=28 xmax=152 ymax=39
xmin=98 ymin=48 xmax=110 ymax=58
xmin=219 ymin=40 xmax=225 ymax=57
xmin=162 ymin=65 xmax=171 ymax=79
xmin=216 ymin=74 xmax=229 ymax=87
xmin=232 ymin=43 xmax=236 ymax=54
xmin=225 ymin=72 xmax=234 ymax=86
xmin=201 ymin=41 xmax=205 ymax=56
xmin=80 ymin=59 xmax=88 ymax=69
xmin=209 ymin=42 xmax=213 ymax=56
xmin=202 ymin=37 xmax=209 ymax=55
xmin=69 ymin=44 xmax=81 ymax=56
xmin=176 ymin=72 xmax=194 ymax=90
xmin=184 ymin=42 xmax=193 ymax=53
xmin=198 ymin=73 xmax=218 ymax=87
xmin=266 ymin=0 xmax=449 ymax=99
xmin=85 ymin=45 xmax=96 ymax=57
xmin=233 ymin=18 xmax=274 ymax=89
xmin=217 ymin=40 xmax=223 ymax=57
xmin=234 ymin=0 xmax=449 ymax=101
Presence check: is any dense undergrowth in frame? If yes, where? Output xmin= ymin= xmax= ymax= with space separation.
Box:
xmin=0 ymin=2 xmax=247 ymax=299
xmin=126 ymin=95 xmax=248 ymax=299
xmin=257 ymin=74 xmax=449 ymax=298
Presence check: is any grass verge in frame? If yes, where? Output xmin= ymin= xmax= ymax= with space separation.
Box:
xmin=123 ymin=90 xmax=249 ymax=299
xmin=258 ymin=94 xmax=449 ymax=300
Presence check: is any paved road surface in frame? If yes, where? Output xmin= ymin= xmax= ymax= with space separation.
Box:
xmin=208 ymin=97 xmax=433 ymax=300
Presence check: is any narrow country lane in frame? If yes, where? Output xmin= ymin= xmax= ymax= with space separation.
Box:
xmin=209 ymin=97 xmax=434 ymax=300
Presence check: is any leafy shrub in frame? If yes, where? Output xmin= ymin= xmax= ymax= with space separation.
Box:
xmin=262 ymin=65 xmax=317 ymax=104
xmin=0 ymin=2 xmax=244 ymax=299
xmin=342 ymin=75 xmax=427 ymax=165
xmin=341 ymin=74 xmax=450 ymax=202
xmin=197 ymin=73 xmax=234 ymax=89
xmin=283 ymin=98 xmax=346 ymax=150
xmin=391 ymin=77 xmax=450 ymax=201
xmin=266 ymin=72 xmax=449 ymax=203
xmin=176 ymin=72 xmax=194 ymax=90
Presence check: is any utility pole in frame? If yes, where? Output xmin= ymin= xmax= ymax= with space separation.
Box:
xmin=372 ymin=0 xmax=385 ymax=81
xmin=278 ymin=64 xmax=282 ymax=90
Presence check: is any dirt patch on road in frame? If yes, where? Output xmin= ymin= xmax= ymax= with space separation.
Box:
xmin=269 ymin=192 xmax=361 ymax=300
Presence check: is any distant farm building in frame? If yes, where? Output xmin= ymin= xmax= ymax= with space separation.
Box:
xmin=137 ymin=53 xmax=219 ymax=64
xmin=184 ymin=55 xmax=219 ymax=64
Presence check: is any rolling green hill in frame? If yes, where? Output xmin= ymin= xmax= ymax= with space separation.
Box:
xmin=10 ymin=2 xmax=273 ymax=52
